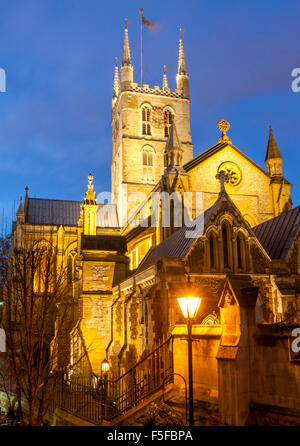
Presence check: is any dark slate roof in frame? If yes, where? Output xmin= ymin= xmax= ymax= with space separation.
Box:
xmin=253 ymin=207 xmax=300 ymax=259
xmin=25 ymin=198 xmax=119 ymax=227
xmin=183 ymin=141 xmax=269 ymax=177
xmin=26 ymin=198 xmax=81 ymax=226
xmin=136 ymin=205 xmax=215 ymax=273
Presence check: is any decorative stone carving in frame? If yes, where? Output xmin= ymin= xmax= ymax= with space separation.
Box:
xmin=252 ymin=278 xmax=274 ymax=323
xmin=217 ymin=161 xmax=242 ymax=186
xmin=150 ymin=106 xmax=165 ymax=128
xmin=86 ymin=264 xmax=111 ymax=281
xmin=201 ymin=311 xmax=220 ymax=325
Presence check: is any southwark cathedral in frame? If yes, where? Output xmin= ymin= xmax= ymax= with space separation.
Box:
xmin=11 ymin=25 xmax=300 ymax=425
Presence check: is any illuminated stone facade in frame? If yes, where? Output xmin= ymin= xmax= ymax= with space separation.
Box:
xmin=11 ymin=25 xmax=300 ymax=424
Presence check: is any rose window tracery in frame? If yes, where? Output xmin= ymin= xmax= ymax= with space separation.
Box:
xmin=217 ymin=161 xmax=242 ymax=186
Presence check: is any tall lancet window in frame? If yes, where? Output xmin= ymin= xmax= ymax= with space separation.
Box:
xmin=142 ymin=106 xmax=151 ymax=135
xmin=164 ymin=109 xmax=172 ymax=137
xmin=142 ymin=147 xmax=154 ymax=182
xmin=222 ymin=224 xmax=230 ymax=269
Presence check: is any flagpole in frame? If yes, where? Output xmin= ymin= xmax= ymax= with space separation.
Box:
xmin=139 ymin=8 xmax=143 ymax=87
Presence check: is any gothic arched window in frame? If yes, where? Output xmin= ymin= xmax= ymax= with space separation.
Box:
xmin=142 ymin=106 xmax=151 ymax=135
xmin=142 ymin=148 xmax=154 ymax=182
xmin=222 ymin=224 xmax=230 ymax=269
xmin=164 ymin=109 xmax=172 ymax=137
xmin=209 ymin=234 xmax=215 ymax=269
xmin=208 ymin=232 xmax=218 ymax=271
xmin=237 ymin=233 xmax=246 ymax=271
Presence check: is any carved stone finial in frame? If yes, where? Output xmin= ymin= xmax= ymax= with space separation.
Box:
xmin=84 ymin=173 xmax=96 ymax=204
xmin=224 ymin=290 xmax=233 ymax=307
xmin=216 ymin=169 xmax=230 ymax=193
xmin=88 ymin=173 xmax=93 ymax=188
xmin=217 ymin=119 xmax=232 ymax=143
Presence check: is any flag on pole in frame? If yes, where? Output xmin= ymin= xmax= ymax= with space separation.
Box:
xmin=142 ymin=15 xmax=157 ymax=30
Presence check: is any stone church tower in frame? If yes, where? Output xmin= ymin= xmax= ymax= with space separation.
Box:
xmin=111 ymin=26 xmax=193 ymax=225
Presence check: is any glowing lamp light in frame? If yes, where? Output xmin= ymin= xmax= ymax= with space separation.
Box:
xmin=101 ymin=359 xmax=110 ymax=375
xmin=177 ymin=297 xmax=201 ymax=320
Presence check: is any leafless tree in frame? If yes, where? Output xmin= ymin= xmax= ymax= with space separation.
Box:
xmin=0 ymin=229 xmax=78 ymax=425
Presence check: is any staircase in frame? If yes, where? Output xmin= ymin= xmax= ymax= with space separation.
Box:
xmin=56 ymin=337 xmax=174 ymax=425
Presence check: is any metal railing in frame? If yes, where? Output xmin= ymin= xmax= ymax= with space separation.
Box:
xmin=0 ymin=337 xmax=174 ymax=425
xmin=58 ymin=336 xmax=174 ymax=424
xmin=111 ymin=336 xmax=174 ymax=417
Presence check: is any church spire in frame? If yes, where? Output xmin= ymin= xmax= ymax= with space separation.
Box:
xmin=163 ymin=65 xmax=168 ymax=90
xmin=265 ymin=126 xmax=282 ymax=161
xmin=178 ymin=30 xmax=187 ymax=75
xmin=122 ymin=22 xmax=131 ymax=66
xmin=176 ymin=29 xmax=189 ymax=98
xmin=121 ymin=20 xmax=133 ymax=85
xmin=265 ymin=126 xmax=283 ymax=178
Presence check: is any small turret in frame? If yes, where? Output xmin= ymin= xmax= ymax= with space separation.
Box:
xmin=265 ymin=126 xmax=283 ymax=178
xmin=81 ymin=174 xmax=98 ymax=235
xmin=113 ymin=59 xmax=120 ymax=97
xmin=16 ymin=197 xmax=25 ymax=223
xmin=163 ymin=65 xmax=168 ymax=90
xmin=264 ymin=126 xmax=292 ymax=215
xmin=164 ymin=122 xmax=183 ymax=170
xmin=24 ymin=186 xmax=29 ymax=213
xmin=112 ymin=58 xmax=120 ymax=108
xmin=176 ymin=29 xmax=189 ymax=99
xmin=120 ymin=21 xmax=133 ymax=86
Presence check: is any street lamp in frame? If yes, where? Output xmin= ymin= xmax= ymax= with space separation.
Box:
xmin=177 ymin=295 xmax=201 ymax=426
xmin=101 ymin=359 xmax=109 ymax=377
xmin=100 ymin=359 xmax=110 ymax=424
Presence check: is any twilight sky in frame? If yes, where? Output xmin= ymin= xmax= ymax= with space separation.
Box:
xmin=0 ymin=0 xmax=300 ymax=223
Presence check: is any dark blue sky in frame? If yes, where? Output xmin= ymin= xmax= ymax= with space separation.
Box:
xmin=0 ymin=0 xmax=300 ymax=221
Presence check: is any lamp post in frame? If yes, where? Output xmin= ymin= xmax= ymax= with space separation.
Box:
xmin=100 ymin=358 xmax=110 ymax=424
xmin=177 ymin=296 xmax=201 ymax=426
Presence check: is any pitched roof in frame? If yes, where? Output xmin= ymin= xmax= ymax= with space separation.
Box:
xmin=265 ymin=126 xmax=282 ymax=161
xmin=183 ymin=141 xmax=269 ymax=177
xmin=25 ymin=198 xmax=119 ymax=227
xmin=253 ymin=206 xmax=300 ymax=259
xmin=136 ymin=205 xmax=216 ymax=273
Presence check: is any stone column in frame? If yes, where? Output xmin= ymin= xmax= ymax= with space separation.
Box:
xmin=217 ymin=283 xmax=258 ymax=425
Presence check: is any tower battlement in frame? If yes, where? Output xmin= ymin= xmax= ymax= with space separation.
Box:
xmin=111 ymin=24 xmax=193 ymax=220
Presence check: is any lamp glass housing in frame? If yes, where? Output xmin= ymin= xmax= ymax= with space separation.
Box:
xmin=177 ymin=297 xmax=201 ymax=319
xmin=101 ymin=359 xmax=110 ymax=374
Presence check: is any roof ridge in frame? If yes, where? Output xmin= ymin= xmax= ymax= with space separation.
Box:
xmin=28 ymin=197 xmax=82 ymax=204
xmin=184 ymin=140 xmax=269 ymax=177
xmin=183 ymin=142 xmax=227 ymax=169
xmin=253 ymin=206 xmax=300 ymax=259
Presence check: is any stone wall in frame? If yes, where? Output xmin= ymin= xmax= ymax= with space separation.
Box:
xmin=249 ymin=327 xmax=300 ymax=414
